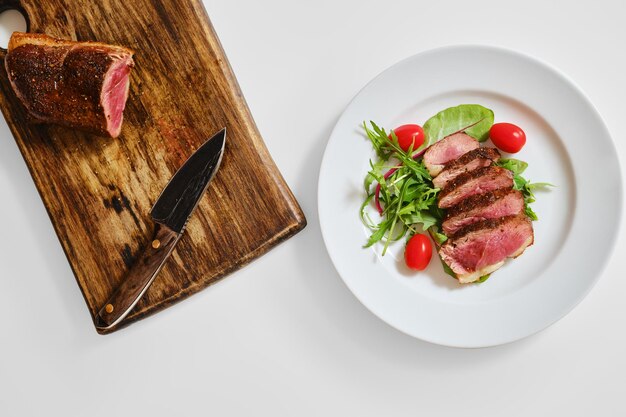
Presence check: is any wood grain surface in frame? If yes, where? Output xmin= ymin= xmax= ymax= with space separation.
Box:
xmin=0 ymin=0 xmax=306 ymax=333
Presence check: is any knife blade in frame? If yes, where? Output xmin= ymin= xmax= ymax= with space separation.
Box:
xmin=95 ymin=128 xmax=226 ymax=330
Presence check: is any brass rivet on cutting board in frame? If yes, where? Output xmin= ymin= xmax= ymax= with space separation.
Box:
xmin=152 ymin=239 xmax=161 ymax=249
xmin=105 ymin=304 xmax=114 ymax=314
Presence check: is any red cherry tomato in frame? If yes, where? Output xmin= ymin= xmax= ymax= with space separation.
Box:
xmin=489 ymin=123 xmax=526 ymax=153
xmin=404 ymin=233 xmax=432 ymax=271
xmin=389 ymin=124 xmax=425 ymax=152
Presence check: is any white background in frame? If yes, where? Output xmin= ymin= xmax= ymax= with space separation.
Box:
xmin=1 ymin=0 xmax=625 ymax=416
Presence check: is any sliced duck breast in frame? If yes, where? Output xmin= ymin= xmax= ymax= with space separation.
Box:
xmin=439 ymin=214 xmax=534 ymax=283
xmin=442 ymin=189 xmax=524 ymax=236
xmin=437 ymin=166 xmax=513 ymax=209
xmin=433 ymin=147 xmax=501 ymax=189
xmin=423 ymin=132 xmax=479 ymax=177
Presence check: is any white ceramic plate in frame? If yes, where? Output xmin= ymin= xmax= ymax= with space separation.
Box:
xmin=318 ymin=46 xmax=623 ymax=348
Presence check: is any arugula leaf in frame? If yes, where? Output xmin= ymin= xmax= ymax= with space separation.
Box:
xmin=527 ymin=182 xmax=555 ymax=190
xmin=496 ymin=158 xmax=553 ymax=221
xmin=431 ymin=230 xmax=448 ymax=245
xmin=363 ymin=121 xmax=394 ymax=160
xmin=423 ymin=104 xmax=494 ymax=144
xmin=364 ymin=219 xmax=392 ymax=248
xmin=498 ymin=158 xmax=528 ymax=175
xmin=401 ymin=210 xmax=438 ymax=231
xmin=525 ymin=205 xmax=538 ymax=221
xmin=363 ymin=159 xmax=386 ymax=192
xmin=360 ymin=124 xmax=442 ymax=253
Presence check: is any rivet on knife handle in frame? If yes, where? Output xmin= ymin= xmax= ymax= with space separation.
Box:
xmin=95 ymin=224 xmax=181 ymax=329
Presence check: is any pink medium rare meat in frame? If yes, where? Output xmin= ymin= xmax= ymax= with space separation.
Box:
xmin=439 ymin=214 xmax=534 ymax=283
xmin=437 ymin=166 xmax=514 ymax=209
xmin=5 ymin=32 xmax=134 ymax=138
xmin=442 ymin=189 xmax=525 ymax=236
xmin=423 ymin=132 xmax=479 ymax=177
xmin=433 ymin=147 xmax=501 ymax=189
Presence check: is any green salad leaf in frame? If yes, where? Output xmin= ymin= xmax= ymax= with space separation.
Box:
xmin=496 ymin=158 xmax=554 ymax=221
xmin=498 ymin=158 xmax=528 ymax=175
xmin=363 ymin=121 xmax=399 ymax=161
xmin=361 ymin=122 xmax=441 ymax=255
xmin=476 ymin=274 xmax=491 ymax=283
xmin=423 ymin=104 xmax=494 ymax=144
xmin=430 ymin=230 xmax=448 ymax=245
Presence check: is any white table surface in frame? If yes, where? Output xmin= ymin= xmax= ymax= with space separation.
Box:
xmin=1 ymin=0 xmax=625 ymax=415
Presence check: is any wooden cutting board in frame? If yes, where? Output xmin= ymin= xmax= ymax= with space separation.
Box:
xmin=0 ymin=0 xmax=306 ymax=333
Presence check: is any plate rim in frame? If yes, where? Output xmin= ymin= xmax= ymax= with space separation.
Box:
xmin=317 ymin=44 xmax=623 ymax=348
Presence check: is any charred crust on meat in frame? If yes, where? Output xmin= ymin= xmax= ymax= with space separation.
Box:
xmin=7 ymin=45 xmax=110 ymax=123
xmin=440 ymin=147 xmax=501 ymax=172
xmin=437 ymin=166 xmax=513 ymax=202
xmin=447 ymin=216 xmax=511 ymax=241
xmin=5 ymin=33 xmax=134 ymax=137
xmin=447 ymin=213 xmax=531 ymax=241
xmin=445 ymin=189 xmax=522 ymax=219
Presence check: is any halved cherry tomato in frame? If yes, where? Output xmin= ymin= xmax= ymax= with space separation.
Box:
xmin=489 ymin=123 xmax=526 ymax=153
xmin=389 ymin=124 xmax=425 ymax=152
xmin=404 ymin=233 xmax=432 ymax=271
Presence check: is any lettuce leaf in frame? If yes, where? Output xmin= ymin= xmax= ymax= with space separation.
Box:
xmin=497 ymin=158 xmax=554 ymax=221
xmin=423 ymin=104 xmax=494 ymax=144
xmin=498 ymin=158 xmax=528 ymax=175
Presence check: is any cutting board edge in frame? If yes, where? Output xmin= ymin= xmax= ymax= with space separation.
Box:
xmin=0 ymin=107 xmax=108 ymax=331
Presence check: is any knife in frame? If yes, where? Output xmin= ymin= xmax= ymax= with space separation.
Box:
xmin=95 ymin=128 xmax=226 ymax=330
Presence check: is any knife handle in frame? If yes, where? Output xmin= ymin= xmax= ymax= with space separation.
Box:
xmin=95 ymin=223 xmax=181 ymax=330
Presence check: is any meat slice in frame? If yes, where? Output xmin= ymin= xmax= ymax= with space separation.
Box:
xmin=5 ymin=32 xmax=134 ymax=138
xmin=437 ymin=166 xmax=513 ymax=209
xmin=442 ymin=189 xmax=524 ymax=236
xmin=433 ymin=147 xmax=501 ymax=189
xmin=439 ymin=214 xmax=534 ymax=283
xmin=423 ymin=133 xmax=479 ymax=177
